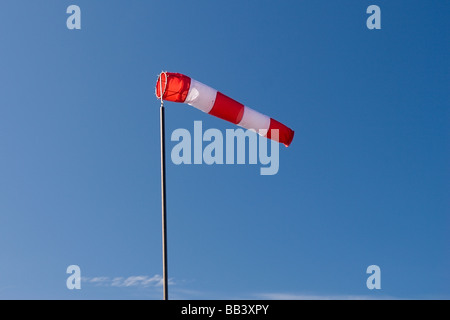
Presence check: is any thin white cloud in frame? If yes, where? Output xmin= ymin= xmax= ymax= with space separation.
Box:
xmin=113 ymin=275 xmax=164 ymax=287
xmin=82 ymin=274 xmax=173 ymax=288
xmin=88 ymin=277 xmax=109 ymax=284
xmin=255 ymin=292 xmax=396 ymax=300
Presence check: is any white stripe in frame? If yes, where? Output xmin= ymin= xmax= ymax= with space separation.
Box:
xmin=184 ymin=79 xmax=217 ymax=114
xmin=238 ymin=106 xmax=271 ymax=133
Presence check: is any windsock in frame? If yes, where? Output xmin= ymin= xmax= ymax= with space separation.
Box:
xmin=155 ymin=72 xmax=294 ymax=147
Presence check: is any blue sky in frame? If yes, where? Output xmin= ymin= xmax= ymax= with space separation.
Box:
xmin=0 ymin=1 xmax=448 ymax=299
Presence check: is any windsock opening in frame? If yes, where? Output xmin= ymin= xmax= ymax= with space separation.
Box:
xmin=156 ymin=72 xmax=191 ymax=103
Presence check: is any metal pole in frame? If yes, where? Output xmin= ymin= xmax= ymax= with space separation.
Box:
xmin=160 ymin=103 xmax=168 ymax=300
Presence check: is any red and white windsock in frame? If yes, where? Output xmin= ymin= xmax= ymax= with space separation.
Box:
xmin=155 ymin=72 xmax=294 ymax=147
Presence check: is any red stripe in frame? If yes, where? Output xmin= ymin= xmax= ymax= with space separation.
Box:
xmin=266 ymin=118 xmax=295 ymax=147
xmin=156 ymin=72 xmax=191 ymax=103
xmin=208 ymin=92 xmax=245 ymax=125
